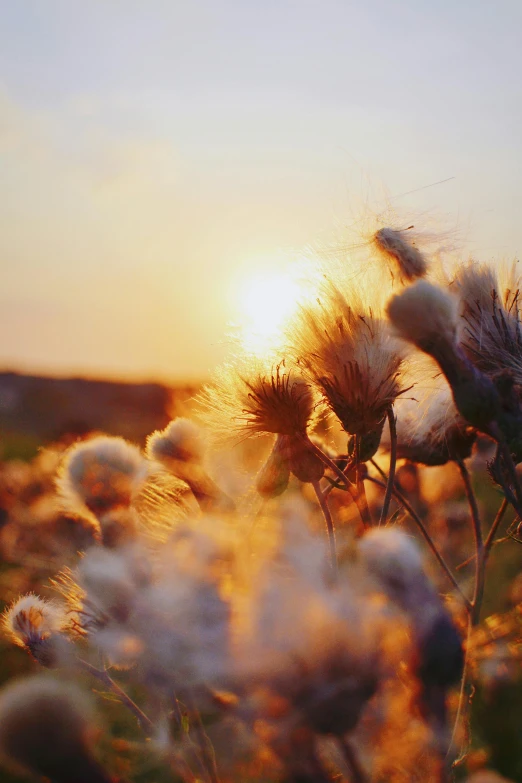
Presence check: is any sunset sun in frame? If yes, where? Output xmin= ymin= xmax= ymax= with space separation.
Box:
xmin=235 ymin=265 xmax=314 ymax=354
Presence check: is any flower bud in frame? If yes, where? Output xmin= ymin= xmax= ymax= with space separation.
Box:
xmin=256 ymin=437 xmax=291 ymax=498
xmin=374 ymin=227 xmax=428 ymax=281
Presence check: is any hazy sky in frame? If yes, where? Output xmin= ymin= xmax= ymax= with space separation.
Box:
xmin=1 ymin=0 xmax=521 ymax=382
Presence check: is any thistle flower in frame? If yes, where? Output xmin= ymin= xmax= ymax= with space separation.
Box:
xmin=291 ymin=280 xmax=406 ymax=459
xmin=198 ymin=363 xmax=323 ymax=493
xmin=387 ymin=281 xmax=502 ymax=432
xmin=147 ymin=418 xmax=206 ymax=464
xmin=74 ymin=545 xmax=152 ymax=630
xmin=388 ymin=364 xmax=476 ymax=466
xmin=3 ymin=594 xmax=65 ymax=666
xmin=373 ymin=227 xmax=428 ymax=282
xmin=198 ymin=362 xmax=315 ymax=442
xmin=0 ymin=674 xmax=111 ymax=783
xmin=455 ymin=261 xmax=522 ymax=385
xmin=57 ymin=436 xmax=148 ymax=518
xmin=147 ymin=418 xmax=234 ymax=512
xmin=386 ymin=280 xmax=458 ymax=357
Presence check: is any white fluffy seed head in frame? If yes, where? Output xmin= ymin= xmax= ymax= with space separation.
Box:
xmin=358 ymin=527 xmax=425 ymax=597
xmin=374 ymin=227 xmax=428 ymax=281
xmin=57 ymin=436 xmax=148 ymax=517
xmin=386 ymin=280 xmax=458 ymax=352
xmin=3 ymin=594 xmax=64 ymax=650
xmin=0 ymin=675 xmax=99 ymax=780
xmin=75 ymin=546 xmax=151 ymax=627
xmin=454 ymin=260 xmax=522 ymax=384
xmin=147 ymin=418 xmax=206 ymax=465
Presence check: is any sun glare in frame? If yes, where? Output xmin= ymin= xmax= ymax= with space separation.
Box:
xmin=235 ymin=264 xmax=314 ymax=355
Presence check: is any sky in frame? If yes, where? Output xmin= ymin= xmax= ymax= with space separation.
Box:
xmin=1 ymin=0 xmax=522 ymax=382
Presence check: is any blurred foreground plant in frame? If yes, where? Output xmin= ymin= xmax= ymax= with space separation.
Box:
xmin=1 ymin=226 xmax=521 ymax=783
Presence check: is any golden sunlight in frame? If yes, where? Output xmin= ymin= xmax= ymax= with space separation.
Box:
xmin=235 ymin=265 xmax=314 ymax=355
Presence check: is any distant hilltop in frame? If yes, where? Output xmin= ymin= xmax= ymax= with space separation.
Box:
xmin=0 ymin=371 xmax=198 ymax=453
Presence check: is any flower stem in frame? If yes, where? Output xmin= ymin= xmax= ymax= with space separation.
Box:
xmin=379 ymin=407 xmax=397 ymax=526
xmin=367 ymin=466 xmax=469 ymax=608
xmin=78 ymin=658 xmax=153 ymax=733
xmin=312 ymin=480 xmax=338 ymax=579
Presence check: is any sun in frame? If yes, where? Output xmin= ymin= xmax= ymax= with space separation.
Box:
xmin=233 ymin=261 xmax=317 ymax=355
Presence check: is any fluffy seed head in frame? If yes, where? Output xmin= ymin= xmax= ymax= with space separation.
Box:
xmin=386 ymin=280 xmax=458 ymax=354
xmin=198 ymin=362 xmax=315 ymax=442
xmin=455 ymin=261 xmax=522 ymax=385
xmin=74 ymin=546 xmax=151 ymax=629
xmin=291 ymin=280 xmax=405 ymax=439
xmin=3 ymin=595 xmax=64 ymax=663
xmin=147 ymin=418 xmax=206 ymax=464
xmin=389 ymin=363 xmax=476 ymax=465
xmin=0 ymin=675 xmax=102 ymax=781
xmin=374 ymin=227 xmax=428 ymax=281
xmin=57 ymin=436 xmax=148 ymax=517
xmin=358 ymin=528 xmax=425 ymax=597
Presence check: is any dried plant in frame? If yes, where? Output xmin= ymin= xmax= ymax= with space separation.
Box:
xmin=1 ymin=225 xmax=522 ymax=783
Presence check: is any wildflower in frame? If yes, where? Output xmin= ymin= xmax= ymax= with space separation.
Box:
xmin=291 ymin=279 xmax=406 ymax=459
xmin=147 ymin=418 xmax=206 ymax=464
xmin=3 ymin=594 xmax=65 ymax=666
xmin=199 ymin=363 xmax=324 ymax=493
xmin=373 ymin=227 xmax=428 ymax=282
xmin=387 ymin=281 xmax=501 ymax=432
xmin=386 ymin=280 xmax=458 ymax=357
xmin=199 ymin=362 xmax=315 ymax=442
xmin=0 ymin=674 xmax=111 ymax=783
xmin=147 ymin=418 xmax=234 ymax=512
xmin=255 ymin=437 xmax=290 ymax=498
xmin=57 ymin=436 xmax=148 ymax=518
xmin=388 ymin=364 xmax=476 ymax=466
xmin=455 ymin=261 xmax=522 ymax=385
xmin=73 ymin=545 xmax=152 ymax=630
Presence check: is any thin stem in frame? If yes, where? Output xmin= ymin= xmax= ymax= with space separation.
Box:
xmin=447 ymin=618 xmax=473 ymax=767
xmin=78 ymin=659 xmax=153 ymax=733
xmin=186 ymin=693 xmax=220 ymax=783
xmin=456 ymin=536 xmax=509 ymax=571
xmin=484 ymin=497 xmax=509 ymax=553
xmin=456 ymin=459 xmax=483 ymax=620
xmin=379 ymin=408 xmax=397 ymax=526
xmin=449 ymin=496 xmax=509 ymax=770
xmin=366 ymin=470 xmax=470 ymax=608
xmin=312 ymin=480 xmax=338 ymax=579
xmin=301 ymin=435 xmax=351 ymax=490
xmin=355 ymin=435 xmax=373 ymax=528
xmin=323 ymin=458 xmax=355 ymax=498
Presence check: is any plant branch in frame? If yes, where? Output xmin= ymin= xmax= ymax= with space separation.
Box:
xmin=78 ymin=658 xmax=153 ymax=733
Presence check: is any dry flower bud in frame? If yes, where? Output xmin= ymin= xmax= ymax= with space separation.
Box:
xmin=57 ymin=436 xmax=148 ymax=517
xmin=374 ymin=227 xmax=428 ymax=281
xmin=386 ymin=280 xmax=458 ymax=355
xmin=256 ymin=438 xmax=291 ymax=498
xmin=3 ymin=595 xmax=65 ymax=666
xmin=147 ymin=418 xmax=206 ymax=464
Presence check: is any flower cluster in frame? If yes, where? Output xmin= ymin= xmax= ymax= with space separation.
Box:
xmin=1 ymin=222 xmax=522 ymax=782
